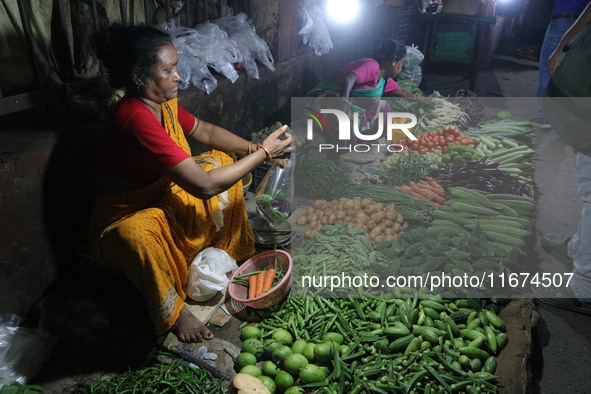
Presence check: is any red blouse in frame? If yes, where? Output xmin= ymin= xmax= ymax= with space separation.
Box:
xmin=98 ymin=97 xmax=196 ymax=183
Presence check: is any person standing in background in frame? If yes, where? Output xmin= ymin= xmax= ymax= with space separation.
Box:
xmin=534 ymin=0 xmax=590 ymax=125
xmin=535 ymin=2 xmax=591 ymax=314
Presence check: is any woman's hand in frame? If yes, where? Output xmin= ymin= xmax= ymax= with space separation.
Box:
xmin=260 ymin=125 xmax=294 ymax=159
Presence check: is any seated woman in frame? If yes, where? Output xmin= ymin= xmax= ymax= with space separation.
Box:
xmin=308 ymin=39 xmax=423 ymax=164
xmin=88 ymin=23 xmax=293 ymax=343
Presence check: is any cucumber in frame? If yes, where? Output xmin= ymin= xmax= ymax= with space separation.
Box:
xmin=459 ymin=346 xmax=491 ymax=360
xmin=484 ymin=310 xmax=506 ymax=330
xmin=483 ymin=356 xmax=497 ymax=374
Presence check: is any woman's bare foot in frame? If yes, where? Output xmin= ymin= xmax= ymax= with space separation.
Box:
xmin=172 ymin=305 xmax=213 ymax=343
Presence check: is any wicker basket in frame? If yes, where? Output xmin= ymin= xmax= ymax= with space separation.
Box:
xmin=228 ymin=250 xmax=292 ymax=309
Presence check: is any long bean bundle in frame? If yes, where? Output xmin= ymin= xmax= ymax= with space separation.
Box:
xmin=294 ymin=156 xmax=352 ymax=200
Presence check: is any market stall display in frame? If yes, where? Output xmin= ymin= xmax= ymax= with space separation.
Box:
xmin=225 ymin=90 xmax=539 ymax=393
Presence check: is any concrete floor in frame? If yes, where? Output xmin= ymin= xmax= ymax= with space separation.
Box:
xmin=27 ymin=52 xmax=591 ymax=393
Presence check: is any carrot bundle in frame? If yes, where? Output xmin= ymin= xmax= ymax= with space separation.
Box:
xmin=397 ymin=177 xmax=448 ymax=208
xmin=246 ymin=268 xmax=279 ymax=299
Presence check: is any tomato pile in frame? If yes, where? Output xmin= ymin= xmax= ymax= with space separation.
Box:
xmin=400 ymin=126 xmax=475 ymax=154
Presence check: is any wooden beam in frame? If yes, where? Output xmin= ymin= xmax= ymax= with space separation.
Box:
xmin=277 ymin=0 xmax=298 ymax=62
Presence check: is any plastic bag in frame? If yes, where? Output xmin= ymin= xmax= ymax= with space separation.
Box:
xmin=404 ymin=45 xmax=425 ymax=68
xmin=255 ymin=154 xmax=295 ymax=226
xmin=398 ymin=45 xmax=424 ymax=87
xmin=0 ymin=314 xmax=57 ymax=387
xmin=298 ymin=0 xmax=333 ymax=56
xmin=185 ymin=247 xmax=239 ymax=302
xmin=158 ymin=23 xmax=219 ymax=94
xmin=213 ymin=13 xmax=275 ymax=79
xmin=192 ymin=22 xmax=243 ymax=83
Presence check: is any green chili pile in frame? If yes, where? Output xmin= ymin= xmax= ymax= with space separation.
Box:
xmin=70 ymin=355 xmax=225 ymax=394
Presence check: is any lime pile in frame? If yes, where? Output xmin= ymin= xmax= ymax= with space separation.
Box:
xmin=234 ymin=326 xmax=341 ymax=393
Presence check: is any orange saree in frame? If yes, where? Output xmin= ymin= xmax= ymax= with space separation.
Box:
xmin=87 ymin=99 xmax=255 ymax=334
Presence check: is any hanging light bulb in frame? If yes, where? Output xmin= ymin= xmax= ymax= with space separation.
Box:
xmin=325 ymin=0 xmax=360 ymax=23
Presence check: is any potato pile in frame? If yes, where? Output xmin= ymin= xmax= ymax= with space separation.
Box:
xmin=295 ymin=197 xmax=408 ymax=242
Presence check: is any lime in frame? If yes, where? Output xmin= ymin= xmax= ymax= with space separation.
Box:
xmin=322 ymin=332 xmax=344 ymax=345
xmin=274 ymin=370 xmax=295 ymax=392
xmin=271 ymin=345 xmax=293 ymax=364
xmin=299 ymin=363 xmax=327 ymax=384
xmin=258 ymin=375 xmax=277 ymax=393
xmin=235 ymin=352 xmax=257 ymax=371
xmin=240 ymin=325 xmax=262 ymax=340
xmin=283 ymin=353 xmax=309 ymax=375
xmin=284 ymin=387 xmax=305 ymax=394
xmin=272 ymin=329 xmax=294 ymax=345
xmin=262 ymin=360 xmax=279 ymax=377
xmin=240 ymin=365 xmax=262 ymax=377
xmin=302 ymin=343 xmax=316 ymax=362
xmin=242 ymin=338 xmax=264 ymax=359
xmin=313 ymin=342 xmax=334 ymax=363
xmin=291 ymin=339 xmax=307 ymax=354
xmin=264 ymin=339 xmax=284 ymax=359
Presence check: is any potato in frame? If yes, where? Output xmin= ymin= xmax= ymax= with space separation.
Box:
xmin=361 ymin=198 xmax=373 ymax=208
xmin=366 ymin=220 xmax=377 ymax=230
xmin=355 ymin=212 xmax=368 ymax=225
xmin=383 ymin=219 xmax=394 ymax=228
xmin=307 ymin=207 xmax=315 ymax=216
xmin=296 ymin=216 xmax=307 ymax=226
xmin=393 ymin=223 xmax=402 ymax=233
xmin=396 ymin=214 xmax=405 ymax=224
xmin=328 ymin=214 xmax=336 ymax=224
xmin=314 ymin=199 xmax=327 ymax=208
xmin=304 ymin=229 xmax=316 ymax=238
xmin=336 ymin=210 xmax=346 ymax=220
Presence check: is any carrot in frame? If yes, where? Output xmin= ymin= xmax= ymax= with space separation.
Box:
xmin=432 ymin=201 xmax=441 ymax=209
xmin=426 ymin=178 xmax=443 ymax=191
xmin=255 ymin=271 xmax=267 ymax=297
xmin=399 ymin=185 xmax=414 ymax=193
xmin=248 ymin=273 xmax=258 ymax=299
xmin=410 ymin=183 xmax=437 ymax=200
xmin=261 ymin=268 xmax=276 ymax=294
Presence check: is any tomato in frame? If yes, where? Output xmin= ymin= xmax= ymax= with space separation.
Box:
xmin=446 ymin=135 xmax=455 ymax=142
xmin=426 ymin=141 xmax=434 ymax=148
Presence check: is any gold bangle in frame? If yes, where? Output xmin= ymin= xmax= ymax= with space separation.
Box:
xmin=248 ymin=141 xmax=254 ymax=155
xmin=258 ymin=145 xmax=272 ymax=161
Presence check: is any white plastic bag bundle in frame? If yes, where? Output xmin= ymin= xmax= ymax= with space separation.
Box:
xmin=158 ymin=23 xmax=219 ymax=94
xmin=213 ymin=13 xmax=275 ymax=79
xmin=193 ymin=22 xmax=243 ymax=83
xmin=184 ymin=247 xmax=239 ymax=302
xmin=298 ymin=0 xmax=333 ymax=56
